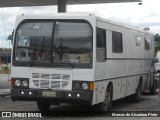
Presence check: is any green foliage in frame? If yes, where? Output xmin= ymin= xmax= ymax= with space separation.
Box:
xmin=7 ymin=34 xmax=13 ymax=40
xmin=155 ymin=34 xmax=160 ymax=53
xmin=0 ymin=48 xmax=11 ymax=53
xmin=0 ymin=65 xmax=10 ymax=74
xmin=3 ymin=66 xmax=9 ymax=71
xmin=155 ymin=34 xmax=160 ymax=42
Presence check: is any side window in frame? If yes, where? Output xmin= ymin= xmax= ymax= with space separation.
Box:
xmin=150 ymin=39 xmax=153 ymax=49
xmin=96 ymin=28 xmax=106 ymax=62
xmin=145 ymin=38 xmax=150 ymax=50
xmin=112 ymin=31 xmax=123 ymax=53
xmin=136 ymin=36 xmax=141 ymax=46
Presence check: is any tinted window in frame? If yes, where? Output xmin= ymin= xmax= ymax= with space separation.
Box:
xmin=112 ymin=31 xmax=123 ymax=53
xmin=97 ymin=28 xmax=106 ymax=48
xmin=15 ymin=22 xmax=53 ymax=62
xmin=54 ymin=21 xmax=92 ymax=49
xmin=14 ymin=20 xmax=93 ymax=67
xmin=145 ymin=38 xmax=150 ymax=50
xmin=96 ymin=28 xmax=106 ymax=62
xmin=136 ymin=36 xmax=141 ymax=46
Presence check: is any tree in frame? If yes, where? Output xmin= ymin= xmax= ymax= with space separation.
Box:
xmin=7 ymin=34 xmax=12 ymax=40
xmin=155 ymin=34 xmax=160 ymax=42
xmin=155 ymin=33 xmax=160 ymax=53
xmin=7 ymin=30 xmax=14 ymax=45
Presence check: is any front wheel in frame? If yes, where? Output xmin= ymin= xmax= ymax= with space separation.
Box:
xmin=150 ymin=79 xmax=157 ymax=95
xmin=37 ymin=102 xmax=51 ymax=111
xmin=94 ymin=85 xmax=112 ymax=113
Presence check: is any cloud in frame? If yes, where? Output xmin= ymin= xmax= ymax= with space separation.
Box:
xmin=0 ymin=0 xmax=159 ymax=48
xmin=68 ymin=0 xmax=160 ymax=34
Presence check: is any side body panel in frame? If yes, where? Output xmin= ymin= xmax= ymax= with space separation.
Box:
xmin=94 ymin=18 xmax=154 ymax=104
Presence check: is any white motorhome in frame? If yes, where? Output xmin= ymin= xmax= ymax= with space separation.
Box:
xmin=11 ymin=13 xmax=156 ymax=112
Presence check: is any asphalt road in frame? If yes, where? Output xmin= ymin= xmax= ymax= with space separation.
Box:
xmin=0 ymin=91 xmax=160 ymax=120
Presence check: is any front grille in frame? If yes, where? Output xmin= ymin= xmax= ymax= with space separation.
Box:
xmin=31 ymin=73 xmax=70 ymax=89
xmin=62 ymin=74 xmax=70 ymax=80
xmin=33 ymin=80 xmax=39 ymax=87
xmin=51 ymin=81 xmax=60 ymax=89
xmin=32 ymin=73 xmax=40 ymax=78
xmin=51 ymin=74 xmax=61 ymax=79
xmin=40 ymin=80 xmax=50 ymax=88
xmin=62 ymin=81 xmax=68 ymax=89
xmin=41 ymin=74 xmax=50 ymax=79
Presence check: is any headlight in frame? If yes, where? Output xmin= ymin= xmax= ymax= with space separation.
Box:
xmin=12 ymin=78 xmax=29 ymax=88
xmin=82 ymin=83 xmax=89 ymax=90
xmin=15 ymin=80 xmax=21 ymax=87
xmin=73 ymin=81 xmax=94 ymax=91
xmin=22 ymin=80 xmax=28 ymax=87
xmin=73 ymin=82 xmax=81 ymax=90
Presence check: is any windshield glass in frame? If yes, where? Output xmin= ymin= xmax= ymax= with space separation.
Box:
xmin=14 ymin=20 xmax=93 ymax=67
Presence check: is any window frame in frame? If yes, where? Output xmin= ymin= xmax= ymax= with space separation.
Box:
xmin=145 ymin=38 xmax=150 ymax=50
xmin=112 ymin=31 xmax=123 ymax=53
xmin=135 ymin=35 xmax=141 ymax=46
xmin=96 ymin=27 xmax=106 ymax=62
xmin=12 ymin=19 xmax=93 ymax=68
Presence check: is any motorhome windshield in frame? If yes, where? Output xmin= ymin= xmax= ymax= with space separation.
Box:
xmin=13 ymin=20 xmax=93 ymax=68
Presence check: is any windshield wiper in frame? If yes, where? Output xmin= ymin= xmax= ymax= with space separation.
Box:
xmin=60 ymin=37 xmax=75 ymax=68
xmin=60 ymin=37 xmax=63 ymax=60
xmin=29 ymin=52 xmax=36 ymax=67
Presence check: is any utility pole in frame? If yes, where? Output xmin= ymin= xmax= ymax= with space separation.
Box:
xmin=58 ymin=0 xmax=67 ymax=12
xmin=2 ymin=37 xmax=3 ymax=49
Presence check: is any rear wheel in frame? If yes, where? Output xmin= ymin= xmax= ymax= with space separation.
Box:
xmin=125 ymin=95 xmax=131 ymax=103
xmin=37 ymin=102 xmax=51 ymax=111
xmin=131 ymin=81 xmax=142 ymax=103
xmin=150 ymin=79 xmax=157 ymax=95
xmin=95 ymin=85 xmax=112 ymax=113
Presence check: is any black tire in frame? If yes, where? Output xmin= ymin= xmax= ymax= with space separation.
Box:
xmin=94 ymin=85 xmax=112 ymax=113
xmin=150 ymin=80 xmax=157 ymax=95
xmin=125 ymin=95 xmax=131 ymax=103
xmin=37 ymin=102 xmax=51 ymax=111
xmin=131 ymin=81 xmax=142 ymax=103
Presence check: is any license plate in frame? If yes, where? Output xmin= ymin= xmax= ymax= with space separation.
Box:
xmin=42 ymin=91 xmax=56 ymax=97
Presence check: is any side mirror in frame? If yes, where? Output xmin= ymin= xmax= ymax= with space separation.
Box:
xmin=7 ymin=30 xmax=14 ymax=44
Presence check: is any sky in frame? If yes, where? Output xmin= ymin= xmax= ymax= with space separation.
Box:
xmin=0 ymin=0 xmax=160 ymax=48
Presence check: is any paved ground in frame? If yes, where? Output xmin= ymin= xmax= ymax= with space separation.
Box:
xmin=0 ymin=91 xmax=159 ymax=120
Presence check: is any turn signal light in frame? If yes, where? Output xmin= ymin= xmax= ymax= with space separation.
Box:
xmin=90 ymin=82 xmax=94 ymax=91
xmin=11 ymin=79 xmax=14 ymax=88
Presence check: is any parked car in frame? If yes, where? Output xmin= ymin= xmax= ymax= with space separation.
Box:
xmin=0 ymin=63 xmax=11 ymax=96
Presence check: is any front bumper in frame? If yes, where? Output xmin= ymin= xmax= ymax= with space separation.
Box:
xmin=11 ymin=89 xmax=93 ymax=105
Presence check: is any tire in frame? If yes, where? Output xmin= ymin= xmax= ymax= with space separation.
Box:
xmin=125 ymin=96 xmax=131 ymax=103
xmin=94 ymin=85 xmax=112 ymax=113
xmin=150 ymin=80 xmax=157 ymax=95
xmin=37 ymin=102 xmax=51 ymax=111
xmin=131 ymin=81 xmax=142 ymax=103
